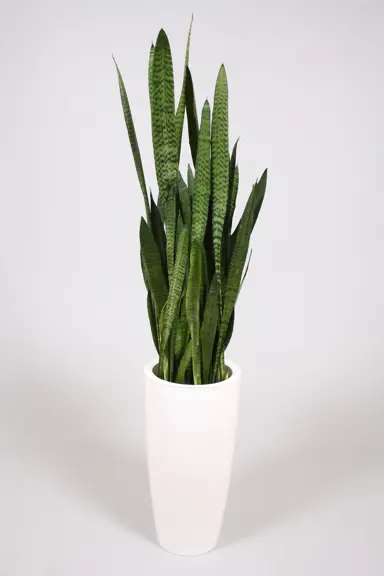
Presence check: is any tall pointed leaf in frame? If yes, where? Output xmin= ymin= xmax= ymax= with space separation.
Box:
xmin=185 ymin=67 xmax=199 ymax=166
xmin=178 ymin=172 xmax=191 ymax=230
xmin=211 ymin=65 xmax=229 ymax=310
xmin=140 ymin=218 xmax=168 ymax=316
xmin=192 ymin=100 xmax=211 ymax=245
xmin=114 ymin=58 xmax=151 ymax=224
xmin=187 ymin=163 xmax=195 ymax=198
xmin=165 ymin=190 xmax=176 ymax=278
xmin=174 ymin=313 xmax=189 ymax=364
xmin=147 ymin=292 xmax=159 ymax=352
xmin=151 ymin=29 xmax=178 ymax=209
xmin=223 ymin=140 xmax=239 ymax=273
xmin=150 ymin=192 xmax=167 ymax=276
xmin=148 ymin=43 xmax=155 ymax=109
xmin=201 ymin=275 xmax=219 ymax=383
xmin=230 ymin=165 xmax=239 ymax=227
xmin=186 ymin=241 xmax=202 ymax=384
xmin=214 ymin=170 xmax=267 ymax=375
xmin=175 ymin=17 xmax=193 ymax=163
xmin=161 ymin=226 xmax=189 ymax=350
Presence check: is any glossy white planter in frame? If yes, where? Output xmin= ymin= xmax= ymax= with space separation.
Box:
xmin=145 ymin=359 xmax=241 ymax=555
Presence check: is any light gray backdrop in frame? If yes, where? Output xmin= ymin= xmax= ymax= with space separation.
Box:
xmin=1 ymin=0 xmax=383 ymax=574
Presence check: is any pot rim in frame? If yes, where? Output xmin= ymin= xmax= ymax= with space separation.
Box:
xmin=144 ymin=358 xmax=241 ymax=389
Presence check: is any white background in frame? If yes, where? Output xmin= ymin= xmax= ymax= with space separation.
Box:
xmin=1 ymin=0 xmax=383 ymax=574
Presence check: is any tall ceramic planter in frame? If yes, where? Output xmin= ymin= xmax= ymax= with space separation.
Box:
xmin=145 ymin=359 xmax=241 ymax=555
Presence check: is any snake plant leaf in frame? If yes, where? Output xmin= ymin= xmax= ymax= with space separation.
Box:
xmin=140 ymin=218 xmax=168 ymax=316
xmin=192 ymin=100 xmax=211 ymax=245
xmin=176 ymin=209 xmax=184 ymax=245
xmin=228 ymin=141 xmax=239 ymax=229
xmin=175 ymin=16 xmax=193 ymax=163
xmin=214 ymin=171 xmax=267 ymax=375
xmin=200 ymin=275 xmax=219 ymax=383
xmin=147 ymin=292 xmax=159 ymax=352
xmin=150 ymin=192 xmax=167 ymax=276
xmin=156 ymin=191 xmax=163 ymax=223
xmin=240 ymin=248 xmax=252 ymax=290
xmin=114 ymin=57 xmax=151 ymax=225
xmin=164 ymin=189 xmax=176 ymax=278
xmin=175 ymin=339 xmax=192 ymax=383
xmin=148 ymin=43 xmax=155 ymax=109
xmin=186 ymin=241 xmax=202 ymax=384
xmin=187 ymin=163 xmax=195 ymax=198
xmin=223 ymin=139 xmax=239 ymax=273
xmin=161 ymin=226 xmax=189 ymax=350
xmin=211 ymin=64 xmax=229 ymax=311
xmin=140 ymin=251 xmax=149 ymax=291
xmin=223 ymin=310 xmax=234 ymax=350
xmin=174 ymin=313 xmax=189 ymax=363
xmin=151 ymin=29 xmax=178 ymax=209
xmin=178 ymin=172 xmax=191 ymax=231
xmin=185 ymin=66 xmax=199 ymax=166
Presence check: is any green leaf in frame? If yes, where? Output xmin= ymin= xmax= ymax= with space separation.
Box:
xmin=187 ymin=163 xmax=195 ymax=198
xmin=150 ymin=192 xmax=167 ymax=277
xmin=165 ymin=189 xmax=176 ymax=279
xmin=185 ymin=66 xmax=199 ymax=166
xmin=161 ymin=226 xmax=189 ymax=350
xmin=148 ymin=43 xmax=155 ymax=109
xmin=174 ymin=313 xmax=189 ymax=364
xmin=151 ymin=29 xmax=178 ymax=209
xmin=201 ymin=275 xmax=219 ymax=383
xmin=113 ymin=57 xmax=151 ymax=224
xmin=223 ymin=140 xmax=239 ymax=274
xmin=175 ymin=16 xmax=193 ymax=163
xmin=223 ymin=310 xmax=234 ymax=350
xmin=211 ymin=64 xmax=229 ymax=311
xmin=147 ymin=292 xmax=159 ymax=352
xmin=192 ymin=100 xmax=211 ymax=245
xmin=175 ymin=339 xmax=192 ymax=383
xmin=140 ymin=218 xmax=168 ymax=316
xmin=214 ymin=170 xmax=267 ymax=375
xmin=186 ymin=241 xmax=202 ymax=384
xmin=240 ymin=248 xmax=252 ymax=290
xmin=230 ymin=165 xmax=239 ymax=228
xmin=178 ymin=172 xmax=191 ymax=231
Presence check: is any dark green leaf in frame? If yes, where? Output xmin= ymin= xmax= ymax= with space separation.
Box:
xmin=140 ymin=218 xmax=168 ymax=316
xmin=185 ymin=67 xmax=199 ymax=166
xmin=201 ymin=275 xmax=219 ymax=383
xmin=114 ymin=57 xmax=151 ymax=224
xmin=175 ymin=17 xmax=193 ymax=163
xmin=147 ymin=292 xmax=159 ymax=352
xmin=186 ymin=241 xmax=202 ymax=384
xmin=192 ymin=100 xmax=211 ymax=245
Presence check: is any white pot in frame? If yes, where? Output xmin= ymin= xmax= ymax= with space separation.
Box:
xmin=145 ymin=359 xmax=241 ymax=555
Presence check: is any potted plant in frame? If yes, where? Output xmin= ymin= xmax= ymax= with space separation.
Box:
xmin=114 ymin=19 xmax=267 ymax=555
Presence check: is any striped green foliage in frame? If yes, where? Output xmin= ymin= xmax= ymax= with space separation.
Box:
xmin=114 ymin=58 xmax=151 ymax=224
xmin=116 ymin=22 xmax=268 ymax=384
xmin=151 ymin=29 xmax=178 ymax=208
xmin=161 ymin=226 xmax=189 ymax=350
xmin=175 ymin=17 xmax=193 ymax=163
xmin=185 ymin=67 xmax=199 ymax=166
xmin=192 ymin=100 xmax=211 ymax=245
xmin=186 ymin=242 xmax=202 ymax=384
xmin=211 ymin=65 xmax=229 ymax=311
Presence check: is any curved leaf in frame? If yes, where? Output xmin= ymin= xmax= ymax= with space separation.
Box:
xmin=114 ymin=58 xmax=151 ymax=224
xmin=175 ymin=339 xmax=192 ymax=383
xmin=150 ymin=192 xmax=167 ymax=277
xmin=147 ymin=292 xmax=159 ymax=352
xmin=214 ymin=170 xmax=267 ymax=375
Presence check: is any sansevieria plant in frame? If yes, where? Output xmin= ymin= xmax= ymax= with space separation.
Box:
xmin=114 ymin=20 xmax=267 ymax=384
